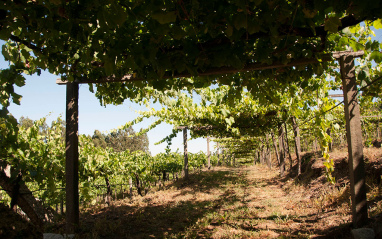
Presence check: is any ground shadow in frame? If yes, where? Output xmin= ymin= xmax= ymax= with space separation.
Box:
xmin=228 ymin=211 xmax=353 ymax=239
xmin=74 ymin=169 xmax=242 ymax=238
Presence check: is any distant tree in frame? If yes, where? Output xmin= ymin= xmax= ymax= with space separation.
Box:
xmin=92 ymin=130 xmax=107 ymax=148
xmin=18 ymin=116 xmax=34 ymax=129
xmin=18 ymin=116 xmax=49 ymax=135
xmin=92 ymin=127 xmax=149 ymax=153
xmin=137 ymin=129 xmax=149 ymax=154
xmin=105 ymin=127 xmax=135 ymax=152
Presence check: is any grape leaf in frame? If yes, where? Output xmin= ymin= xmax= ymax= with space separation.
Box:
xmin=373 ymin=19 xmax=382 ymax=29
xmin=370 ymin=51 xmax=382 ymax=63
xmin=324 ymin=17 xmax=342 ymax=33
xmin=152 ymin=11 xmax=177 ymax=24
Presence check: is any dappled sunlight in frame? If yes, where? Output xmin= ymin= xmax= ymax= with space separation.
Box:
xmin=60 ymin=155 xmax=378 ymax=238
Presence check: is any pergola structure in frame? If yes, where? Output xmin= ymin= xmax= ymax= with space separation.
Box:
xmin=58 ymin=50 xmax=367 ymax=233
xmin=4 ymin=0 xmax=382 ymax=235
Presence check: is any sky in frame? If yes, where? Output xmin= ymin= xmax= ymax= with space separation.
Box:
xmin=1 ymin=57 xmax=215 ymax=156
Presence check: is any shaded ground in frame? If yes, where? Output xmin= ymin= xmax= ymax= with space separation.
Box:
xmin=47 ymin=147 xmax=382 ymax=238
xmin=0 ymin=203 xmax=43 ymax=239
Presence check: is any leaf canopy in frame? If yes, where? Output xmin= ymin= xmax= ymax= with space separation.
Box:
xmin=1 ymin=0 xmax=382 ymax=105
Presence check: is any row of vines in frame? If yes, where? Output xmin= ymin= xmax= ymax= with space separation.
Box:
xmin=1 ymin=1 xmax=382 ymax=232
xmin=214 ymin=96 xmax=381 ymax=178
xmin=0 ymin=117 xmax=219 ymax=214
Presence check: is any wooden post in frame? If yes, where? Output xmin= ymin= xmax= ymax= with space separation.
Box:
xmin=129 ymin=177 xmax=133 ymax=196
xmin=284 ymin=123 xmax=293 ymax=170
xmin=271 ymin=131 xmax=280 ymax=165
xmin=312 ymin=138 xmax=317 ymax=151
xmin=327 ymin=128 xmax=333 ymax=152
xmin=183 ymin=128 xmax=189 ymax=179
xmin=265 ymin=134 xmax=271 ymax=169
xmin=65 ymin=82 xmax=79 ymax=233
xmin=216 ymin=142 xmax=220 ymax=166
xmin=60 ymin=198 xmax=64 ymax=214
xmin=278 ymin=124 xmax=285 ymax=177
xmin=376 ymin=123 xmax=380 ymax=139
xmin=260 ymin=144 xmax=265 ymax=164
xmin=339 ymin=52 xmax=368 ymax=228
xmin=291 ymin=117 xmax=302 ymax=175
xmin=257 ymin=151 xmax=260 ymax=165
xmin=222 ymin=149 xmax=225 ymax=165
xmin=207 ymin=137 xmax=211 ymax=170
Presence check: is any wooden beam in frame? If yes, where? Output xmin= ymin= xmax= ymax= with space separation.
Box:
xmin=332 ymin=50 xmax=364 ymax=59
xmin=56 ymin=51 xmax=364 ymax=85
xmin=65 ymin=82 xmax=79 ymax=233
xmin=340 ymin=52 xmax=368 ymax=228
xmin=361 ymin=115 xmax=382 ymax=118
xmin=176 ymin=126 xmax=188 ymax=130
xmin=328 ymin=94 xmax=344 ymax=98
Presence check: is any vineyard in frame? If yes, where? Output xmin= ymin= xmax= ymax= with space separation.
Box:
xmin=1 ymin=135 xmax=382 ymax=238
xmin=1 ymin=0 xmax=382 ymax=238
xmin=0 ymin=117 xmax=219 ymax=209
xmin=1 ymin=105 xmax=382 ymax=238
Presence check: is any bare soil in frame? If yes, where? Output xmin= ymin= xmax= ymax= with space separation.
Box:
xmin=53 ymin=147 xmax=382 ymax=238
xmin=4 ymin=147 xmax=381 ymax=238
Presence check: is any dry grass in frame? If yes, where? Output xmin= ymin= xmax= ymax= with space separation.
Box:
xmin=46 ymin=148 xmax=382 ymax=239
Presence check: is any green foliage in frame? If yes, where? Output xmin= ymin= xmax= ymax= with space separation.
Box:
xmin=0 ymin=117 xmax=66 ymax=204
xmin=0 ymin=113 xmax=18 ymax=161
xmin=1 ymin=0 xmax=382 ymax=208
xmin=18 ymin=116 xmax=34 ymax=130
xmin=325 ymin=16 xmax=342 ymax=33
xmin=1 ymin=1 xmax=382 ymax=107
xmin=91 ymin=127 xmax=149 ymax=153
xmin=0 ymin=116 xmax=219 ymax=207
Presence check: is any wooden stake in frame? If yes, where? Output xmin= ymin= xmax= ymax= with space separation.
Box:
xmin=216 ymin=142 xmax=220 ymax=166
xmin=207 ymin=137 xmax=211 ymax=170
xmin=291 ymin=117 xmax=302 ymax=175
xmin=327 ymin=128 xmax=333 ymax=152
xmin=260 ymin=144 xmax=265 ymax=164
xmin=284 ymin=123 xmax=293 ymax=170
xmin=271 ymin=131 xmax=280 ymax=165
xmin=129 ymin=178 xmax=133 ymax=197
xmin=265 ymin=134 xmax=272 ymax=169
xmin=65 ymin=82 xmax=79 ymax=233
xmin=183 ymin=128 xmax=189 ymax=179
xmin=278 ymin=124 xmax=285 ymax=177
xmin=60 ymin=199 xmax=64 ymax=214
xmin=340 ymin=53 xmax=368 ymax=228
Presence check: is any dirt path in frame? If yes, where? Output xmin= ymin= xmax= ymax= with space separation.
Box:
xmin=238 ymin=165 xmax=352 ymax=238
xmin=71 ymin=165 xmax=353 ymax=238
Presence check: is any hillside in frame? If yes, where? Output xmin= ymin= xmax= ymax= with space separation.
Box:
xmin=44 ymin=147 xmax=382 ymax=238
